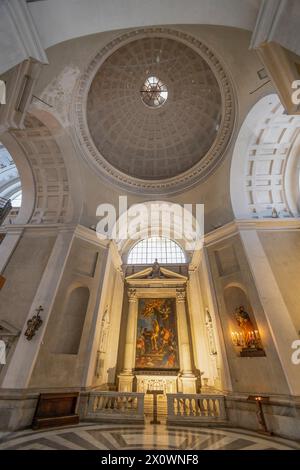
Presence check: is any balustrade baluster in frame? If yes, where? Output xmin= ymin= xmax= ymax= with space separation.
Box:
xmin=212 ymin=398 xmax=218 ymax=417
xmin=176 ymin=398 xmax=180 ymax=416
xmin=195 ymin=398 xmax=200 ymax=416
xmin=86 ymin=392 xmax=225 ymax=425
xmin=182 ymin=399 xmax=188 ymax=416
xmin=188 ymin=398 xmax=194 ymax=416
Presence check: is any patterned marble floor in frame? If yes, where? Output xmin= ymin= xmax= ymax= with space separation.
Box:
xmin=0 ymin=423 xmax=299 ymax=450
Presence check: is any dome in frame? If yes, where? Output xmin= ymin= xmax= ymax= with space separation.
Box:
xmin=75 ymin=28 xmax=235 ymax=194
xmin=87 ymin=36 xmax=223 ymax=180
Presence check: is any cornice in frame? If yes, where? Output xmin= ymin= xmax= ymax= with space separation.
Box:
xmin=204 ymin=218 xmax=300 ymax=247
xmin=126 ymin=278 xmax=186 ymax=289
xmin=74 ymin=224 xmax=109 ymax=249
xmin=235 ymin=218 xmax=300 ymax=231
xmin=204 ymin=221 xmax=238 ymax=247
xmin=0 ymin=223 xmax=75 ymax=236
xmin=2 ymin=220 xmax=298 ymax=251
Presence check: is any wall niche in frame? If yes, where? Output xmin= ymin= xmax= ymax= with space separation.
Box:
xmin=224 ymin=285 xmax=265 ymax=357
xmin=54 ymin=286 xmax=90 ymax=355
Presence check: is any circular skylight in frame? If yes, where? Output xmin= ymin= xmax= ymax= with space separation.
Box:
xmin=140 ymin=76 xmax=168 ymax=108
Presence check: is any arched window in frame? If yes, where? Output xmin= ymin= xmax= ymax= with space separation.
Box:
xmin=127 ymin=237 xmax=186 ymax=264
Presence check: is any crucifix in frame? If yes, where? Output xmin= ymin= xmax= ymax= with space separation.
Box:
xmin=147 ymin=389 xmax=164 ymax=425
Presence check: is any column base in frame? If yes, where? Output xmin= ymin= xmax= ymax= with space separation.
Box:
xmin=118 ymin=373 xmax=134 ymax=392
xmin=180 ymin=374 xmax=197 ymax=394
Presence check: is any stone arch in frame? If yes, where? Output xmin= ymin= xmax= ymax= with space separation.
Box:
xmin=110 ymin=200 xmax=203 ymax=264
xmin=3 ymin=110 xmax=82 ymax=225
xmin=230 ymin=93 xmax=300 ymax=219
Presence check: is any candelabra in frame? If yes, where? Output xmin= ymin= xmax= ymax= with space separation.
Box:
xmin=231 ymin=329 xmax=265 ymax=357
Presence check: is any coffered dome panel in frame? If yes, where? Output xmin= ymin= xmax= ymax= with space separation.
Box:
xmin=74 ymin=29 xmax=235 ymax=194
xmin=87 ymin=36 xmax=222 ymax=180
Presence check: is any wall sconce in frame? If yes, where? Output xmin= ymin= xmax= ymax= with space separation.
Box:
xmin=247 ymin=395 xmax=271 ymax=435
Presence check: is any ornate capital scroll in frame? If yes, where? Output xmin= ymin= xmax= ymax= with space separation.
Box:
xmin=127 ymin=288 xmax=137 ymax=303
xmin=176 ymin=288 xmax=186 ymax=303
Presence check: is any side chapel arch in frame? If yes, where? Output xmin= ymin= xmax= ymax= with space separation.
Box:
xmin=230 ymin=93 xmax=300 ymax=219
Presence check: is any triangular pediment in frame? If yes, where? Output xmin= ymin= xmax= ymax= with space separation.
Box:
xmin=126 ymin=265 xmax=187 ymax=281
xmin=160 ymin=267 xmax=187 ymax=280
xmin=126 ymin=267 xmax=153 ymax=280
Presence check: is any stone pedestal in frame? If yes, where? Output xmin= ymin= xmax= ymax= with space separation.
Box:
xmin=180 ymin=375 xmax=197 ymax=394
xmin=118 ymin=373 xmax=134 ymax=392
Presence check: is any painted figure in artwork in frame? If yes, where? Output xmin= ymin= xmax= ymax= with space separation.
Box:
xmin=235 ymin=306 xmax=255 ymax=334
xmin=135 ymin=298 xmax=179 ymax=370
xmin=151 ymin=319 xmax=160 ymax=351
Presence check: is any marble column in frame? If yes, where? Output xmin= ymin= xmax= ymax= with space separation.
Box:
xmin=187 ymin=268 xmax=215 ymax=387
xmin=118 ymin=288 xmax=138 ymax=392
xmin=176 ymin=288 xmax=197 ymax=393
xmin=104 ymin=268 xmax=125 ymax=386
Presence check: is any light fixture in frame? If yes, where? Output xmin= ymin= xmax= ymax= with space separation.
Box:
xmin=231 ymin=329 xmax=265 ymax=357
xmin=140 ymin=76 xmax=168 ymax=108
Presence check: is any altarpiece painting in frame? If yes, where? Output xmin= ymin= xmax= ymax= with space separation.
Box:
xmin=135 ymin=298 xmax=179 ymax=370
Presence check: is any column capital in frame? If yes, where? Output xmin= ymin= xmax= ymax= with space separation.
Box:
xmin=176 ymin=288 xmax=186 ymax=303
xmin=127 ymin=288 xmax=137 ymax=303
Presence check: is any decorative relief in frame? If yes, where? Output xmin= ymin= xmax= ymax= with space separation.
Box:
xmin=32 ymin=66 xmax=81 ymax=127
xmin=72 ymin=28 xmax=235 ymax=195
xmin=136 ymin=375 xmax=177 ymax=394
xmin=95 ymin=305 xmax=110 ymax=380
xmin=205 ymin=308 xmax=217 ymax=356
